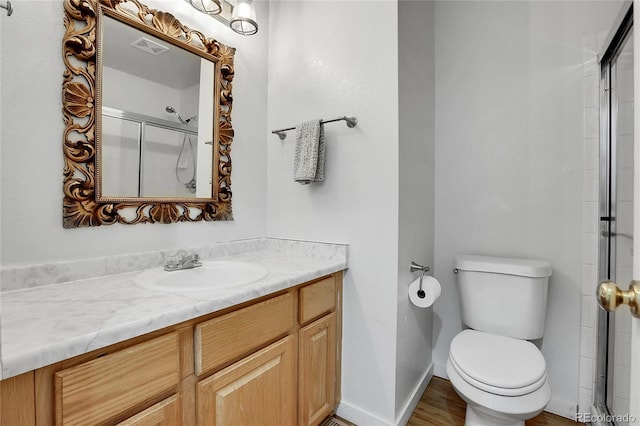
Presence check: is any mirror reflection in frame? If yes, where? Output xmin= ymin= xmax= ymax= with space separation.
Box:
xmin=62 ymin=0 xmax=235 ymax=228
xmin=99 ymin=16 xmax=215 ymax=199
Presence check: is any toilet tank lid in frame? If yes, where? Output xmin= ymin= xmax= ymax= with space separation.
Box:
xmin=455 ymin=254 xmax=552 ymax=278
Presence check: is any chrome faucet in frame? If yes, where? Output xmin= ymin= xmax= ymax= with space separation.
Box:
xmin=164 ymin=252 xmax=202 ymax=271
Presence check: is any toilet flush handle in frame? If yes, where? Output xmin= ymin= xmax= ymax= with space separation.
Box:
xmin=597 ymin=280 xmax=640 ymax=318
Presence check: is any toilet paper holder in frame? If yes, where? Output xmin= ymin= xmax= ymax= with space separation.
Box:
xmin=410 ymin=261 xmax=431 ymax=299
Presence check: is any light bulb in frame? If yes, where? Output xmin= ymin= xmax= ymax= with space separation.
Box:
xmin=230 ymin=0 xmax=258 ymax=36
xmin=190 ymin=0 xmax=222 ymax=16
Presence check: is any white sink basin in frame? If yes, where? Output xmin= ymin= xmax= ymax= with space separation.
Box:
xmin=135 ymin=261 xmax=268 ymax=292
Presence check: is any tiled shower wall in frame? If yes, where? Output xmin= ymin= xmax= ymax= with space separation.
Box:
xmin=579 ymin=32 xmax=604 ymax=416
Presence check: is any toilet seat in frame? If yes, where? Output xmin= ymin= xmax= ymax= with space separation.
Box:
xmin=449 ymin=330 xmax=547 ymax=397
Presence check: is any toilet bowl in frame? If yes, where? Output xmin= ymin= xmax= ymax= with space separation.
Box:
xmin=446 ymin=330 xmax=551 ymax=426
xmin=449 ymin=255 xmax=553 ymax=426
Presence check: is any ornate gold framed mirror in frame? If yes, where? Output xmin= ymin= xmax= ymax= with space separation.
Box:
xmin=62 ymin=0 xmax=235 ymax=228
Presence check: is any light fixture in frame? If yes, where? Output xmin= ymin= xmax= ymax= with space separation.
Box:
xmin=188 ymin=0 xmax=258 ymax=37
xmin=190 ymin=0 xmax=222 ymax=16
xmin=230 ymin=0 xmax=258 ymax=36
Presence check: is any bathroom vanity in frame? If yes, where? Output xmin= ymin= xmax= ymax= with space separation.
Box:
xmin=0 ymin=239 xmax=347 ymax=426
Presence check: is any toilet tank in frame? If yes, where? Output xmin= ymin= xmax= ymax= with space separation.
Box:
xmin=454 ymin=255 xmax=552 ymax=340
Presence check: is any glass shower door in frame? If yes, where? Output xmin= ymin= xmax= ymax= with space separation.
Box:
xmin=598 ymin=16 xmax=634 ymax=425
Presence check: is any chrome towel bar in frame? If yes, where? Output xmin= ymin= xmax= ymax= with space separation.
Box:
xmin=271 ymin=115 xmax=358 ymax=140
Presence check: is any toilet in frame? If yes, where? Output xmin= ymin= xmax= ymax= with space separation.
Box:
xmin=446 ymin=254 xmax=553 ymax=426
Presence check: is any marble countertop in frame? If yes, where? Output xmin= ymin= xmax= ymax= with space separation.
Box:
xmin=0 ymin=238 xmax=348 ymax=379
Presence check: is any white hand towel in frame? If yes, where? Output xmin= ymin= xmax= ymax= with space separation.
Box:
xmin=293 ymin=119 xmax=325 ymax=185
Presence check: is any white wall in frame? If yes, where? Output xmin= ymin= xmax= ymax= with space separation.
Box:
xmin=433 ymin=0 xmax=624 ymax=418
xmin=102 ymin=66 xmax=185 ymax=118
xmin=0 ymin=0 xmax=269 ymax=265
xmin=396 ymin=0 xmax=435 ymax=423
xmin=266 ymin=1 xmax=401 ymax=424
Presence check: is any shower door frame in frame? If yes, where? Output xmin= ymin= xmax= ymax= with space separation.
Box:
xmin=594 ymin=3 xmax=634 ymax=424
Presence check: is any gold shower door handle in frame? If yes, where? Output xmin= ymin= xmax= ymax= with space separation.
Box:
xmin=597 ymin=280 xmax=640 ymax=318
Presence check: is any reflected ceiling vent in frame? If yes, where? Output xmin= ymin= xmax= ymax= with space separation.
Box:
xmin=130 ymin=37 xmax=170 ymax=56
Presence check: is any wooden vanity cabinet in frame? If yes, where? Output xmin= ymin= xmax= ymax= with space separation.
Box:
xmin=299 ymin=314 xmax=337 ymax=426
xmin=194 ymin=293 xmax=295 ymax=376
xmin=196 ymin=335 xmax=296 ymax=426
xmin=0 ymin=272 xmax=342 ymax=426
xmin=194 ymin=293 xmax=296 ymax=426
xmin=0 ymin=371 xmax=36 ymax=426
xmin=116 ymin=396 xmax=179 ymax=426
xmin=298 ymin=276 xmax=339 ymax=426
xmin=54 ymin=333 xmax=180 ymax=425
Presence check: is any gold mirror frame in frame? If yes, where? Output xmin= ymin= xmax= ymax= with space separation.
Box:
xmin=62 ymin=0 xmax=235 ymax=228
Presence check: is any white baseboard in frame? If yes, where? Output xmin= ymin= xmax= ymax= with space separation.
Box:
xmin=336 ymin=363 xmax=434 ymax=426
xmin=336 ymin=400 xmax=391 ymax=426
xmin=395 ymin=363 xmax=434 ymax=426
xmin=433 ymin=362 xmax=448 ymax=379
xmin=545 ymin=398 xmax=577 ymax=421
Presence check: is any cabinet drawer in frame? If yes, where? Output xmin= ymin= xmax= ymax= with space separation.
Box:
xmin=117 ymin=395 xmax=178 ymax=426
xmin=299 ymin=276 xmax=336 ymax=324
xmin=195 ymin=293 xmax=294 ymax=376
xmin=55 ymin=333 xmax=179 ymax=425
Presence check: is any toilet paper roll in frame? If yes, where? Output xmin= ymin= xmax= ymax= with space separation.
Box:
xmin=409 ymin=275 xmax=441 ymax=308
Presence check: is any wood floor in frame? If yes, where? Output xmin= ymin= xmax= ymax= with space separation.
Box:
xmin=406 ymin=377 xmax=581 ymax=426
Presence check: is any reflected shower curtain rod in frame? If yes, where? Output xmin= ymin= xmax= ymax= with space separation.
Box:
xmin=271 ymin=115 xmax=358 ymax=140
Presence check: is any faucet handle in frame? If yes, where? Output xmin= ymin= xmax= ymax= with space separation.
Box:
xmin=192 ymin=252 xmax=202 ymax=268
xmin=163 ymin=254 xmax=180 ymax=270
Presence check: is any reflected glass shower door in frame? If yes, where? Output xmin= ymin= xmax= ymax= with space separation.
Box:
xmin=598 ymin=13 xmax=634 ymax=425
xmin=100 ymin=109 xmax=199 ymax=199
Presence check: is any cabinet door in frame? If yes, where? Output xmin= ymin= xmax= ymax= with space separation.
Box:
xmin=299 ymin=313 xmax=337 ymax=426
xmin=116 ymin=395 xmax=178 ymax=426
xmin=0 ymin=372 xmax=35 ymax=426
xmin=196 ymin=335 xmax=295 ymax=426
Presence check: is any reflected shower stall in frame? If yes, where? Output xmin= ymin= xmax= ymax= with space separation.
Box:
xmin=101 ymin=106 xmax=199 ymax=198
